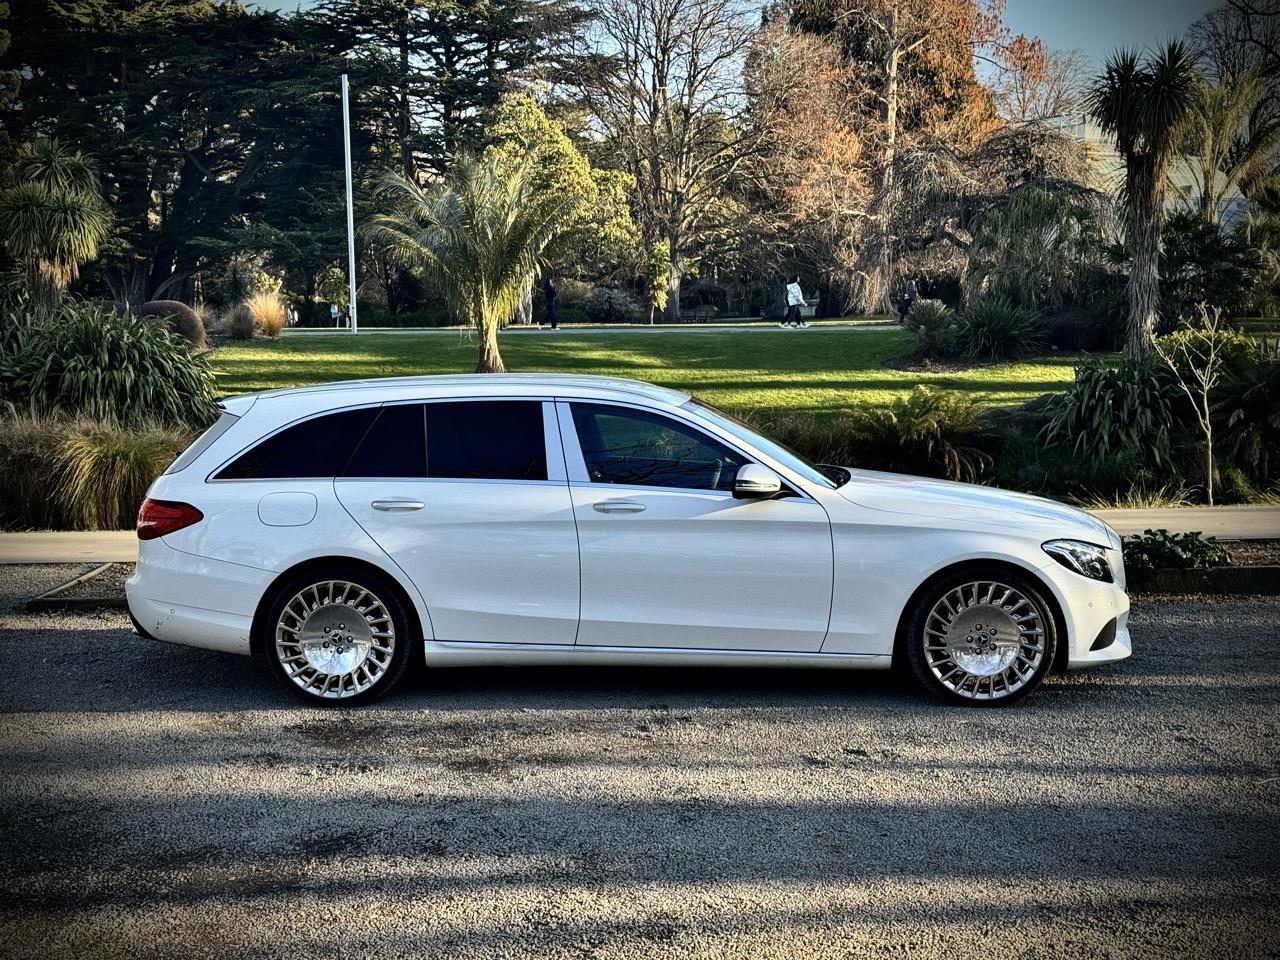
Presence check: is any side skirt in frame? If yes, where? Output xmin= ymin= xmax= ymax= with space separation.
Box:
xmin=422 ymin=640 xmax=893 ymax=671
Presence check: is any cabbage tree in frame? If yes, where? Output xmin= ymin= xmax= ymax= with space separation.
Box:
xmin=1088 ymin=42 xmax=1198 ymax=357
xmin=0 ymin=139 xmax=112 ymax=314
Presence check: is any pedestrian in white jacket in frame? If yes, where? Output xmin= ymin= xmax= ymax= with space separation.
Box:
xmin=781 ymin=276 xmax=808 ymax=328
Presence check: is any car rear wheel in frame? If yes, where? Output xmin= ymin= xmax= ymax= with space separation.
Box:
xmin=263 ymin=566 xmax=412 ymax=706
xmin=904 ymin=567 xmax=1058 ymax=706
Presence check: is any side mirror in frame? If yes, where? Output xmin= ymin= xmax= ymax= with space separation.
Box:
xmin=733 ymin=463 xmax=782 ymax=499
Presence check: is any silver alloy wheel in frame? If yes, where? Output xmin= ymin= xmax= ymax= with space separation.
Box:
xmin=922 ymin=580 xmax=1046 ymax=701
xmin=274 ymin=580 xmax=396 ymax=700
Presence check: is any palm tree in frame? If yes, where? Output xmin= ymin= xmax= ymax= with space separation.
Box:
xmin=1179 ymin=70 xmax=1280 ymax=223
xmin=364 ymin=154 xmax=570 ymax=372
xmin=965 ymin=186 xmax=1106 ymax=310
xmin=0 ymin=139 xmax=112 ymax=314
xmin=1088 ymin=42 xmax=1198 ymax=357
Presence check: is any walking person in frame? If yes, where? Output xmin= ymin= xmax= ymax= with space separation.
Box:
xmin=898 ymin=274 xmax=919 ymax=322
xmin=538 ymin=275 xmax=559 ymax=330
xmin=780 ymin=275 xmax=808 ymax=328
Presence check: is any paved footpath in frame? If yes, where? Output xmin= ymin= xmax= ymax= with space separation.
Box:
xmin=283 ymin=321 xmax=900 ymax=336
xmin=2 ymin=505 xmax=1277 ymax=564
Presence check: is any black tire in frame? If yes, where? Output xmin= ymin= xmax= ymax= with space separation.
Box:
xmin=903 ymin=565 xmax=1058 ymax=707
xmin=262 ymin=565 xmax=414 ymax=707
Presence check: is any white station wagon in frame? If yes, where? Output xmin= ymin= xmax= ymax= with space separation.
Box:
xmin=127 ymin=374 xmax=1131 ymax=706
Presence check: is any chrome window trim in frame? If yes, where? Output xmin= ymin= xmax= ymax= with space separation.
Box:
xmin=206 ymin=396 xmax=563 ymax=485
xmin=555 ymin=397 xmax=817 ymax=502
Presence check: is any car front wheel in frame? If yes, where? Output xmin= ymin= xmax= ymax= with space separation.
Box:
xmin=263 ymin=566 xmax=412 ymax=706
xmin=904 ymin=567 xmax=1058 ymax=706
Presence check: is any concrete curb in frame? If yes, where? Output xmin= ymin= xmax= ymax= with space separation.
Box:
xmin=1128 ymin=565 xmax=1280 ymax=595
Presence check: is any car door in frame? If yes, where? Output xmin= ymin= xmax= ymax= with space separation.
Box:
xmin=334 ymin=399 xmax=579 ymax=645
xmin=560 ymin=400 xmax=834 ymax=653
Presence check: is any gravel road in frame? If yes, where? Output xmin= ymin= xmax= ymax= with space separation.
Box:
xmin=1 ymin=564 xmax=1278 ymax=959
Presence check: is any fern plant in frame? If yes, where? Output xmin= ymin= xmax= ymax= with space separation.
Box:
xmin=848 ymin=386 xmax=992 ymax=482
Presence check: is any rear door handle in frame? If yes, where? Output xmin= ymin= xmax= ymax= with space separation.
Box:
xmin=371 ymin=499 xmax=425 ymax=512
xmin=593 ymin=500 xmax=646 ymax=514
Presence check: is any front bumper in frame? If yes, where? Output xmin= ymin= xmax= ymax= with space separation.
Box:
xmin=1036 ymin=554 xmax=1132 ymax=670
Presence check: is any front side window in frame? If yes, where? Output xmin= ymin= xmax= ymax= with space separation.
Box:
xmin=214 ymin=408 xmax=377 ymax=480
xmin=571 ymin=403 xmax=747 ymax=491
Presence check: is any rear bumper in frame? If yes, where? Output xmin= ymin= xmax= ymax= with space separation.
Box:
xmin=125 ymin=539 xmax=268 ymax=656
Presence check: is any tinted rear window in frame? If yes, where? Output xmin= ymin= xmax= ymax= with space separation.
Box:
xmin=343 ymin=404 xmax=427 ymax=478
xmin=214 ymin=408 xmax=377 ymax=480
xmin=167 ymin=410 xmax=239 ymax=474
xmin=426 ymin=401 xmax=547 ymax=480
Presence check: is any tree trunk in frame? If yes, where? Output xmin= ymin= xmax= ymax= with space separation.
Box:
xmin=1204 ymin=426 xmax=1214 ymax=507
xmin=398 ymin=24 xmax=415 ymax=181
xmin=475 ymin=319 xmax=505 ymax=372
xmin=664 ymin=263 xmax=682 ymax=323
xmin=855 ymin=13 xmax=900 ymax=317
xmin=1125 ymin=160 xmax=1162 ymax=358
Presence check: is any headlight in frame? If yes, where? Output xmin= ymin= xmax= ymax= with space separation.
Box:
xmin=1043 ymin=539 xmax=1113 ymax=582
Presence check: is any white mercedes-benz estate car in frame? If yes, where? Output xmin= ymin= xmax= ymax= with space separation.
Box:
xmin=127 ymin=374 xmax=1130 ymax=707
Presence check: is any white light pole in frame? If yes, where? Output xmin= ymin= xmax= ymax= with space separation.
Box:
xmin=341 ymin=73 xmax=358 ymax=334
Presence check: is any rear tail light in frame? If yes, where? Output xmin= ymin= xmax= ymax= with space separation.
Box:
xmin=137 ymin=499 xmax=204 ymax=541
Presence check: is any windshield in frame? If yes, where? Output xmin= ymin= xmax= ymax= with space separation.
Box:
xmin=682 ymin=399 xmax=840 ymax=489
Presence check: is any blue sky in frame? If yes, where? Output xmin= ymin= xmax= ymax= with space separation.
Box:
xmin=1002 ymin=0 xmax=1217 ymax=64
xmin=254 ymin=0 xmax=1221 ymax=64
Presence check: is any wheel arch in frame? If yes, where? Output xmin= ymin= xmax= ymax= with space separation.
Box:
xmin=250 ymin=555 xmax=427 ymax=660
xmin=892 ymin=558 xmax=1070 ymax=673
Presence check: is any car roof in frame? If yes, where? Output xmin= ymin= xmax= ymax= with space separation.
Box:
xmin=221 ymin=373 xmax=692 ymax=413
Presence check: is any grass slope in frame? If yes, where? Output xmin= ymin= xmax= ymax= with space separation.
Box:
xmin=208 ymin=329 xmax=1081 ymax=416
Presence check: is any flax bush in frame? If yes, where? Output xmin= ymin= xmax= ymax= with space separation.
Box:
xmin=959 ymin=297 xmax=1043 ymax=360
xmin=0 ymin=297 xmax=217 ymax=426
xmin=903 ymin=299 xmax=960 ymax=359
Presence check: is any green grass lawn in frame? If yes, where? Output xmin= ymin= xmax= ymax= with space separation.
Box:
xmin=207 ymin=329 xmax=1084 ymax=417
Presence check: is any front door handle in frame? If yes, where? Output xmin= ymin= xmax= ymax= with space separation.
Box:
xmin=593 ymin=500 xmax=646 ymax=514
xmin=371 ymin=499 xmax=425 ymax=512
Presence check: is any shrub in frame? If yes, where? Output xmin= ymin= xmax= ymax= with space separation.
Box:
xmin=1042 ymin=302 xmax=1117 ymax=351
xmin=1123 ymin=528 xmax=1230 ymax=574
xmin=246 ymin=291 xmax=287 ymax=337
xmin=739 ymin=411 xmax=862 ymax=467
xmin=846 ymin=386 xmax=992 ymax=482
xmin=903 ymin=299 xmax=959 ymax=359
xmin=1216 ymin=335 xmax=1280 ymax=485
xmin=139 ymin=299 xmax=205 ymax=349
xmin=224 ymin=303 xmax=256 ymax=339
xmin=1040 ymin=357 xmax=1180 ymax=481
xmin=579 ymin=287 xmax=641 ymax=323
xmin=0 ymin=414 xmax=66 ymax=529
xmin=191 ymin=302 xmax=216 ymax=337
xmin=1160 ymin=210 xmax=1262 ymax=325
xmin=959 ymin=297 xmax=1043 ymax=360
xmin=56 ymin=419 xmax=192 ymax=529
xmin=0 ymin=415 xmax=192 ymax=530
xmin=0 ymin=298 xmax=218 ymax=426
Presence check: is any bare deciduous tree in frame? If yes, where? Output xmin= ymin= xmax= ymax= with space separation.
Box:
xmin=989 ymin=40 xmax=1091 ymax=122
xmin=579 ymin=0 xmax=758 ymax=321
xmin=795 ymin=0 xmax=1006 ymax=315
xmin=740 ymin=23 xmax=871 ymax=309
xmin=1153 ymin=304 xmax=1230 ymax=506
